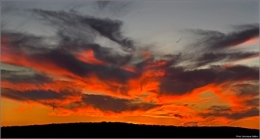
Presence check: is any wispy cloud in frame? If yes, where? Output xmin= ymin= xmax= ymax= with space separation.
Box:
xmin=188 ymin=23 xmax=259 ymax=50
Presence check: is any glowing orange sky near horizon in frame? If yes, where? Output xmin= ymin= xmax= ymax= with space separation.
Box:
xmin=1 ymin=98 xmax=259 ymax=129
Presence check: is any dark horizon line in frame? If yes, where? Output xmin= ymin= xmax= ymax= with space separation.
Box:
xmin=2 ymin=121 xmax=259 ymax=130
xmin=2 ymin=121 xmax=259 ymax=138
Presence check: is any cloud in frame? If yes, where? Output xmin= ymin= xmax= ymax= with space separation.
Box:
xmin=232 ymin=83 xmax=259 ymax=97
xmin=2 ymin=9 xmax=136 ymax=67
xmin=208 ymin=105 xmax=231 ymax=111
xmin=91 ymin=46 xmax=133 ymax=66
xmin=200 ymin=106 xmax=259 ymax=120
xmin=30 ymin=9 xmax=135 ymax=52
xmin=244 ymin=98 xmax=259 ymax=107
xmin=65 ymin=94 xmax=159 ymax=113
xmin=1 ymin=69 xmax=52 ymax=84
xmin=173 ymin=113 xmax=184 ymax=119
xmin=160 ymin=65 xmax=259 ymax=95
xmin=2 ymin=31 xmax=134 ymax=67
xmin=1 ymin=88 xmax=80 ymax=105
xmin=1 ymin=31 xmax=55 ymax=54
xmin=189 ymin=23 xmax=259 ymax=50
xmin=194 ymin=52 xmax=259 ymax=67
xmin=1 ymin=86 xmax=158 ymax=114
xmin=2 ymin=41 xmax=139 ymax=84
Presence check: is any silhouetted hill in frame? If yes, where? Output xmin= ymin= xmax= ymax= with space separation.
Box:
xmin=1 ymin=122 xmax=259 ymax=138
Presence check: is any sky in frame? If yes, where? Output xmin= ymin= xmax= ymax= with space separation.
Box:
xmin=1 ymin=1 xmax=259 ymax=129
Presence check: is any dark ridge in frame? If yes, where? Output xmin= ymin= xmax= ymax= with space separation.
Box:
xmin=1 ymin=122 xmax=259 ymax=138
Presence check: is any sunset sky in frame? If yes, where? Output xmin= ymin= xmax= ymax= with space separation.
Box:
xmin=1 ymin=1 xmax=259 ymax=129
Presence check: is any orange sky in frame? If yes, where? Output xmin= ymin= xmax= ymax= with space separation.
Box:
xmin=1 ymin=94 xmax=259 ymax=129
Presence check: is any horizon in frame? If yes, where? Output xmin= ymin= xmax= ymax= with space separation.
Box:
xmin=1 ymin=1 xmax=259 ymax=130
xmin=2 ymin=121 xmax=258 ymax=130
xmin=2 ymin=121 xmax=258 ymax=138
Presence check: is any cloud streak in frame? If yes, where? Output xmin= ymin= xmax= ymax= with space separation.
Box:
xmin=31 ymin=9 xmax=135 ymax=52
xmin=189 ymin=23 xmax=259 ymax=50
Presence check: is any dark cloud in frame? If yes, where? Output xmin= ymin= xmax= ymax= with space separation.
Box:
xmin=194 ymin=52 xmax=259 ymax=67
xmin=219 ymin=65 xmax=259 ymax=82
xmin=160 ymin=65 xmax=259 ymax=95
xmin=232 ymin=23 xmax=259 ymax=31
xmin=133 ymin=55 xmax=180 ymax=72
xmin=160 ymin=79 xmax=200 ymax=95
xmin=82 ymin=17 xmax=135 ymax=52
xmin=34 ymin=50 xmax=94 ymax=77
xmin=55 ymin=29 xmax=95 ymax=52
xmin=2 ymin=35 xmax=139 ymax=83
xmin=173 ymin=113 xmax=184 ymax=119
xmin=30 ymin=9 xmax=135 ymax=52
xmin=31 ymin=49 xmax=139 ymax=83
xmin=200 ymin=106 xmax=259 ymax=120
xmin=160 ymin=67 xmax=215 ymax=95
xmin=65 ymin=94 xmax=158 ymax=113
xmin=232 ymin=83 xmax=259 ymax=97
xmin=107 ymin=84 xmax=130 ymax=95
xmin=208 ymin=105 xmax=231 ymax=111
xmin=90 ymin=44 xmax=133 ymax=66
xmin=189 ymin=23 xmax=259 ymax=50
xmin=244 ymin=98 xmax=259 ymax=107
xmin=2 ymin=87 xmax=158 ymax=113
xmin=1 ymin=69 xmax=52 ymax=84
xmin=2 ymin=8 xmax=136 ymax=66
xmin=2 ymin=31 xmax=133 ymax=67
xmin=1 ymin=88 xmax=78 ymax=102
xmin=1 ymin=31 xmax=55 ymax=54
xmin=93 ymin=65 xmax=140 ymax=83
